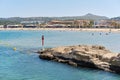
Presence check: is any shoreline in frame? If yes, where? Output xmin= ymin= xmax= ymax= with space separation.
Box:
xmin=0 ymin=28 xmax=120 ymax=33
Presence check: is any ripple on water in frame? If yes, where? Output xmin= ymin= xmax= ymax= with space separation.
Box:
xmin=0 ymin=30 xmax=120 ymax=80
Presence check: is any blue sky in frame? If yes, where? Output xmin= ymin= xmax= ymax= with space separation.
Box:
xmin=0 ymin=0 xmax=119 ymax=18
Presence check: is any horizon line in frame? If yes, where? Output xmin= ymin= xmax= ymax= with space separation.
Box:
xmin=0 ymin=13 xmax=117 ymax=18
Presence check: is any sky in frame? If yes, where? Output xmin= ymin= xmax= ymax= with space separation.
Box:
xmin=0 ymin=0 xmax=120 ymax=18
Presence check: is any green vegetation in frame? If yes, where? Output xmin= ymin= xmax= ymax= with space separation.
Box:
xmin=111 ymin=17 xmax=120 ymax=21
xmin=87 ymin=20 xmax=94 ymax=28
xmin=0 ymin=13 xmax=120 ymax=29
xmin=0 ymin=20 xmax=20 ymax=25
xmin=110 ymin=21 xmax=120 ymax=28
xmin=0 ymin=13 xmax=109 ymax=25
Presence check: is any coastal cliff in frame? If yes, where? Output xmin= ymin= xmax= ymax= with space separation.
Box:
xmin=38 ymin=45 xmax=120 ymax=74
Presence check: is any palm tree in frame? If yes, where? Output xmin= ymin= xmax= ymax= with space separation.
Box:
xmin=88 ymin=20 xmax=94 ymax=28
xmin=110 ymin=21 xmax=120 ymax=28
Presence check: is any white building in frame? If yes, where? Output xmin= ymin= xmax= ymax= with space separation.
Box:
xmin=7 ymin=25 xmax=23 ymax=28
xmin=0 ymin=25 xmax=4 ymax=28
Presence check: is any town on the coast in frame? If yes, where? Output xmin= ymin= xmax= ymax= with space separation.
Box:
xmin=0 ymin=13 xmax=120 ymax=29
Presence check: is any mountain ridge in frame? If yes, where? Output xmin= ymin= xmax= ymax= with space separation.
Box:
xmin=0 ymin=13 xmax=113 ymax=25
xmin=111 ymin=17 xmax=120 ymax=20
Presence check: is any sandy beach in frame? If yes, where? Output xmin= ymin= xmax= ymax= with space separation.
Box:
xmin=0 ymin=28 xmax=120 ymax=33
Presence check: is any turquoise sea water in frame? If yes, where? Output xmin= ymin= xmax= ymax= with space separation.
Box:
xmin=0 ymin=30 xmax=120 ymax=80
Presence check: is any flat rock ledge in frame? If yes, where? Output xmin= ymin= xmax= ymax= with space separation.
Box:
xmin=38 ymin=45 xmax=120 ymax=74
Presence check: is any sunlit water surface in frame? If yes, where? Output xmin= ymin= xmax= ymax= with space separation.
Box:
xmin=0 ymin=30 xmax=120 ymax=80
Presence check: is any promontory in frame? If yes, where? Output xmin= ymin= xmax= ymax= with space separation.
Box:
xmin=38 ymin=45 xmax=120 ymax=74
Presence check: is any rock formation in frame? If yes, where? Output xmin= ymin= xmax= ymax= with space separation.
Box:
xmin=38 ymin=45 xmax=120 ymax=74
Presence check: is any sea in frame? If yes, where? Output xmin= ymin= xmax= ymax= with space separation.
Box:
xmin=0 ymin=30 xmax=120 ymax=80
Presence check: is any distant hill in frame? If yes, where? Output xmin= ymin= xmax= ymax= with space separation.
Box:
xmin=80 ymin=13 xmax=109 ymax=20
xmin=0 ymin=13 xmax=109 ymax=25
xmin=52 ymin=13 xmax=109 ymax=21
xmin=111 ymin=17 xmax=120 ymax=21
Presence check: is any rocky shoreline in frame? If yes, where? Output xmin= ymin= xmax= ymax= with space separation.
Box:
xmin=38 ymin=45 xmax=120 ymax=74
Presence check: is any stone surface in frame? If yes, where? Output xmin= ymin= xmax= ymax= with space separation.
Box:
xmin=38 ymin=45 xmax=120 ymax=74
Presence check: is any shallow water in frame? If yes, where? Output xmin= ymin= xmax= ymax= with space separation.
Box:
xmin=0 ymin=30 xmax=120 ymax=80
